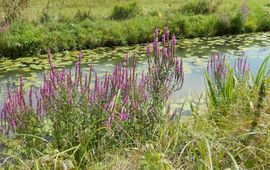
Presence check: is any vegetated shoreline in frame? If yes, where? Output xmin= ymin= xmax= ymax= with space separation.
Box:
xmin=0 ymin=27 xmax=269 ymax=169
xmin=0 ymin=12 xmax=270 ymax=59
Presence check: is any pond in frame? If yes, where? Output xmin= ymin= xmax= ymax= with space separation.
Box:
xmin=0 ymin=32 xmax=270 ymax=112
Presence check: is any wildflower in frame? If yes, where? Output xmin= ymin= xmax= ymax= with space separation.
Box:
xmin=104 ymin=120 xmax=111 ymax=128
xmin=162 ymin=34 xmax=166 ymax=44
xmin=119 ymin=111 xmax=128 ymax=121
xmin=10 ymin=119 xmax=17 ymax=128
xmin=170 ymin=35 xmax=176 ymax=47
xmin=162 ymin=47 xmax=168 ymax=62
xmin=153 ymin=38 xmax=159 ymax=53
xmin=154 ymin=28 xmax=159 ymax=38
xmin=235 ymin=56 xmax=249 ymax=79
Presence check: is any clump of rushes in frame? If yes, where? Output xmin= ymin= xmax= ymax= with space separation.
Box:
xmin=205 ymin=54 xmax=250 ymax=113
xmin=146 ymin=27 xmax=184 ymax=118
xmin=205 ymin=54 xmax=269 ymax=119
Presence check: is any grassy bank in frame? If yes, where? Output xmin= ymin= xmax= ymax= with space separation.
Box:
xmin=1 ymin=0 xmax=270 ymax=58
xmin=0 ymin=28 xmax=270 ymax=169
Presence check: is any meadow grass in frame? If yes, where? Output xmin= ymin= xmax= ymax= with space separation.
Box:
xmin=1 ymin=0 xmax=270 ymax=58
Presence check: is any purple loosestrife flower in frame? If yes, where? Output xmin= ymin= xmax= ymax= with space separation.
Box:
xmin=235 ymin=56 xmax=249 ymax=79
xmin=175 ymin=57 xmax=184 ymax=82
xmin=162 ymin=34 xmax=166 ymax=44
xmin=19 ymin=75 xmax=26 ymax=111
xmin=104 ymin=120 xmax=111 ymax=128
xmin=170 ymin=35 xmax=176 ymax=47
xmin=10 ymin=119 xmax=17 ymax=128
xmin=153 ymin=38 xmax=159 ymax=54
xmin=154 ymin=28 xmax=159 ymax=38
xmin=162 ymin=47 xmax=168 ymax=63
xmin=35 ymin=91 xmax=41 ymax=115
xmin=119 ymin=111 xmax=128 ymax=121
xmin=207 ymin=54 xmax=228 ymax=84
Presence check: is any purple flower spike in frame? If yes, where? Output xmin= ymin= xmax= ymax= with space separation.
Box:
xmin=120 ymin=112 xmax=128 ymax=121
xmin=104 ymin=120 xmax=111 ymax=128
xmin=171 ymin=35 xmax=176 ymax=47
xmin=154 ymin=28 xmax=159 ymax=38
xmin=153 ymin=38 xmax=159 ymax=53
xmin=162 ymin=48 xmax=168 ymax=62
xmin=10 ymin=119 xmax=17 ymax=128
xmin=162 ymin=34 xmax=166 ymax=44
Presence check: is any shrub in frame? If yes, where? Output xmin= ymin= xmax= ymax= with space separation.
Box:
xmin=74 ymin=9 xmax=95 ymax=21
xmin=214 ymin=12 xmax=231 ymax=35
xmin=244 ymin=18 xmax=257 ymax=32
xmin=111 ymin=2 xmax=141 ymax=20
xmin=170 ymin=15 xmax=186 ymax=36
xmin=257 ymin=13 xmax=270 ymax=31
xmin=180 ymin=0 xmax=215 ymax=15
xmin=230 ymin=12 xmax=245 ymax=34
xmin=184 ymin=15 xmax=216 ymax=37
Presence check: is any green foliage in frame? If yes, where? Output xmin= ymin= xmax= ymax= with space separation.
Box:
xmin=252 ymin=56 xmax=270 ymax=87
xmin=1 ymin=0 xmax=270 ymax=58
xmin=139 ymin=150 xmax=172 ymax=170
xmin=110 ymin=2 xmax=141 ymax=20
xmin=180 ymin=0 xmax=217 ymax=15
xmin=214 ymin=12 xmax=246 ymax=35
xmin=257 ymin=13 xmax=270 ymax=31
xmin=230 ymin=12 xmax=245 ymax=34
xmin=244 ymin=17 xmax=257 ymax=32
xmin=74 ymin=9 xmax=95 ymax=21
xmin=205 ymin=56 xmax=269 ymax=121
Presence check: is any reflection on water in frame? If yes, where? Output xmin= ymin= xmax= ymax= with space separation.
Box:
xmin=0 ymin=32 xmax=270 ymax=110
